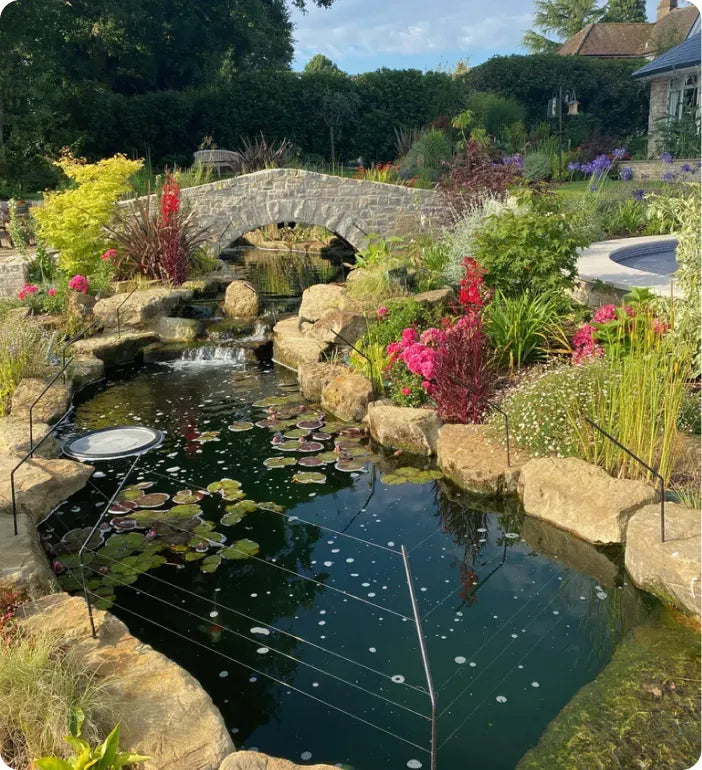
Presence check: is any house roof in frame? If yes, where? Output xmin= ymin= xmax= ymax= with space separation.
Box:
xmin=631 ymin=33 xmax=701 ymax=78
xmin=558 ymin=5 xmax=699 ymax=58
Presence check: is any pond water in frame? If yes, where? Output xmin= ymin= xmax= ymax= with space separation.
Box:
xmin=39 ymin=358 xmax=654 ymax=770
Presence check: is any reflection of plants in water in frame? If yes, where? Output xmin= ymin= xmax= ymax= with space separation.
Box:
xmin=239 ymin=250 xmax=341 ymax=298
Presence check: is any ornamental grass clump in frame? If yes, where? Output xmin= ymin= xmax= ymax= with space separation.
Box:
xmin=0 ymin=627 xmax=116 ymax=769
xmin=0 ymin=316 xmax=49 ymax=415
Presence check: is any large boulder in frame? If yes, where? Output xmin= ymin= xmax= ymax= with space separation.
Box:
xmin=321 ymin=372 xmax=373 ymax=422
xmin=299 ymin=284 xmax=356 ymax=323
xmin=73 ymin=331 xmax=158 ymax=367
xmin=72 ymin=355 xmax=105 ymax=391
xmin=297 ymin=362 xmax=348 ymax=402
xmin=413 ymin=287 xmax=455 ymax=309
xmin=437 ymin=423 xmax=522 ymax=495
xmin=219 ymin=752 xmax=338 ymax=770
xmin=223 ymin=280 xmax=261 ymax=318
xmin=308 ymin=309 xmax=367 ymax=346
xmin=0 ymin=416 xmax=59 ymax=458
xmin=0 ymin=455 xmax=94 ymax=523
xmin=273 ymin=316 xmax=329 ymax=369
xmin=367 ymin=403 xmax=441 ymax=456
xmin=157 ymin=316 xmax=203 ymax=343
xmin=19 ymin=594 xmax=234 ymax=770
xmin=625 ymin=502 xmax=701 ymax=615
xmin=10 ymin=377 xmax=72 ymax=423
xmin=0 ymin=512 xmax=55 ymax=598
xmin=518 ymin=457 xmax=658 ymax=544
xmin=93 ymin=287 xmax=193 ymax=330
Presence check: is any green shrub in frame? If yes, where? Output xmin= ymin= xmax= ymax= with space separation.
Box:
xmin=523 ymin=151 xmax=553 ymax=181
xmin=401 ymin=128 xmax=453 ymax=171
xmin=484 ymin=290 xmax=568 ymax=370
xmin=0 ymin=629 xmax=116 ymax=768
xmin=464 ymin=91 xmax=525 ymax=140
xmin=600 ymin=198 xmax=647 ymax=237
xmin=33 ymin=153 xmax=143 ymax=276
xmin=473 ymin=191 xmax=588 ymax=297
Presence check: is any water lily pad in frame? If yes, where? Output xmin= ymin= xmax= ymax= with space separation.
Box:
xmin=256 ymin=418 xmax=283 ymax=429
xmin=55 ymin=527 xmax=103 ymax=555
xmin=335 ymin=459 xmax=368 ymax=473
xmin=195 ymin=431 xmax=220 ymax=443
xmin=222 ymin=500 xmax=259 ymax=526
xmin=200 ymin=555 xmax=222 ymax=573
xmin=339 ymin=426 xmax=365 ymax=438
xmin=296 ymin=419 xmax=324 ymax=431
xmin=257 ymin=501 xmax=285 ymax=512
xmin=381 ymin=468 xmax=443 ymax=485
xmin=185 ymin=551 xmax=206 ymax=561
xmin=253 ymin=395 xmax=299 ymax=408
xmin=335 ymin=443 xmax=368 ymax=457
xmin=380 ymin=473 xmax=406 ymax=485
xmin=284 ymin=428 xmax=310 ymax=439
xmin=192 ymin=520 xmax=217 ymax=537
xmin=207 ymin=479 xmax=243 ymax=499
xmin=292 ymin=471 xmax=327 ymax=485
xmin=275 ymin=440 xmax=304 ymax=452
xmin=136 ymin=493 xmax=170 ymax=508
xmin=263 ymin=456 xmax=297 ymax=468
xmin=298 ymin=456 xmax=325 ymax=467
xmin=228 ymin=422 xmax=254 ymax=432
xmin=92 ymin=596 xmax=115 ymax=610
xmin=134 ymin=482 xmax=155 ymax=490
xmin=119 ymin=487 xmax=145 ymax=502
xmin=297 ymin=411 xmax=324 ymax=422
xmin=111 ymin=517 xmax=139 ymax=531
xmin=108 ymin=501 xmax=138 ymax=514
xmin=298 ymin=441 xmax=324 ymax=453
xmin=323 ymin=422 xmax=346 ymax=434
xmin=221 ymin=538 xmax=260 ymax=560
xmin=172 ymin=489 xmax=208 ymax=505
xmin=312 ymin=431 xmax=332 ymax=441
xmin=316 ymin=451 xmax=339 ymax=463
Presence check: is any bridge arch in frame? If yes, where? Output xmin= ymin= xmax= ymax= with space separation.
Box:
xmin=178 ymin=168 xmax=444 ymax=255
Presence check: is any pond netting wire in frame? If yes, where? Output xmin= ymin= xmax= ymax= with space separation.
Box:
xmin=66 ymin=459 xmax=439 ymax=766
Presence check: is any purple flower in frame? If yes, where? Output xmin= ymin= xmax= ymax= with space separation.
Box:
xmin=502 ymin=153 xmax=523 ymax=169
xmin=662 ymin=171 xmax=676 ymax=182
xmin=619 ymin=166 xmax=633 ymax=182
xmin=680 ymin=163 xmax=693 ymax=174
xmin=567 ymin=161 xmax=581 ymax=172
xmin=612 ymin=147 xmax=627 ymax=160
xmin=632 ymin=188 xmax=645 ymax=201
xmin=660 ymin=152 xmax=674 ymax=164
xmin=580 ymin=162 xmax=594 ymax=175
xmin=591 ymin=154 xmax=612 ymax=172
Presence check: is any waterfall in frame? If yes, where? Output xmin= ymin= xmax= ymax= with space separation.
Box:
xmin=169 ymin=345 xmax=247 ymax=367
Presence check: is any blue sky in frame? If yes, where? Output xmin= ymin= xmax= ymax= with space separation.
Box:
xmin=291 ymin=0 xmax=672 ymax=73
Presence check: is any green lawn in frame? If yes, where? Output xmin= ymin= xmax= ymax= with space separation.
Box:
xmin=552 ymin=179 xmax=665 ymax=197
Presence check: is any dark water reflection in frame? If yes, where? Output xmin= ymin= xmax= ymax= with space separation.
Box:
xmin=40 ymin=362 xmax=655 ymax=770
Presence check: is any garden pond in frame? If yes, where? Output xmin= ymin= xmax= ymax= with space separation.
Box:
xmin=39 ymin=355 xmax=660 ymax=770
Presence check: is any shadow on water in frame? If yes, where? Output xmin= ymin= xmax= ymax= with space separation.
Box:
xmin=39 ymin=361 xmax=661 ymax=770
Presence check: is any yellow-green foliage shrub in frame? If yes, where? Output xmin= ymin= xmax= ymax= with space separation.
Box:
xmin=33 ymin=153 xmax=143 ymax=276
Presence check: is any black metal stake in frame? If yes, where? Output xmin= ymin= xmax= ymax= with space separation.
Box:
xmin=402 ymin=545 xmax=438 ymax=770
xmin=79 ymin=454 xmax=141 ymax=638
xmin=584 ymin=417 xmax=666 ymax=542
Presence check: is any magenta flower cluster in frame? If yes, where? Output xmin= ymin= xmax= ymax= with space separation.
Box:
xmin=68 ymin=274 xmax=89 ymax=294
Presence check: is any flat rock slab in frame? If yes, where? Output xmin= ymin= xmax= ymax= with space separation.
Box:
xmin=437 ymin=423 xmax=522 ymax=495
xmin=308 ymin=309 xmax=367 ymax=346
xmin=367 ymin=403 xmax=442 ymax=456
xmin=0 ymin=415 xmax=59 ymax=458
xmin=74 ymin=331 xmax=158 ymax=367
xmin=519 ymin=457 xmax=658 ymax=545
xmin=93 ymin=287 xmax=193 ymax=329
xmin=72 ymin=354 xmax=105 ymax=390
xmin=297 ymin=362 xmax=348 ymax=401
xmin=626 ymin=502 xmax=701 ymax=615
xmin=321 ymin=371 xmax=373 ymax=423
xmin=10 ymin=377 xmax=71 ymax=423
xmin=0 ymin=454 xmax=94 ymax=522
xmin=298 ymin=283 xmax=358 ymax=322
xmin=157 ymin=316 xmax=203 ymax=343
xmin=220 ymin=752 xmax=337 ymax=770
xmin=19 ymin=594 xmax=234 ymax=770
xmin=0 ymin=511 xmax=55 ymax=597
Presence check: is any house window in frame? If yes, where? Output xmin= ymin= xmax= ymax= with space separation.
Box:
xmin=667 ymin=73 xmax=699 ymax=118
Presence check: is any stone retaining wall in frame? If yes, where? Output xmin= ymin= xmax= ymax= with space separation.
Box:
xmin=627 ymin=158 xmax=700 ymax=181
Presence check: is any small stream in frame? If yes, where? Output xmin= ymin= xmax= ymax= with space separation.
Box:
xmin=38 ymin=356 xmax=657 ymax=770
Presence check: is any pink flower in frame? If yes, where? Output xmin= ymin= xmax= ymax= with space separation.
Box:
xmin=651 ymin=317 xmax=669 ymax=335
xmin=17 ymin=283 xmax=39 ymax=300
xmin=101 ymin=248 xmax=118 ymax=261
xmin=68 ymin=274 xmax=89 ymax=294
xmin=592 ymin=304 xmax=617 ymax=323
xmin=401 ymin=386 xmax=411 ymax=396
xmin=401 ymin=327 xmax=418 ymax=347
xmin=376 ymin=306 xmax=389 ymax=320
xmin=47 ymin=288 xmax=57 ymax=297
xmin=572 ymin=323 xmax=604 ymax=364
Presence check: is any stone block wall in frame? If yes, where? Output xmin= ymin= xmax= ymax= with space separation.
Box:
xmin=0 ymin=252 xmax=29 ymax=298
xmin=627 ymin=157 xmax=701 ymax=180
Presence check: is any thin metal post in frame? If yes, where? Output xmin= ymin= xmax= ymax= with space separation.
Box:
xmin=584 ymin=417 xmax=666 ymax=542
xmin=78 ymin=454 xmax=141 ymax=638
xmin=401 ymin=545 xmax=438 ymax=770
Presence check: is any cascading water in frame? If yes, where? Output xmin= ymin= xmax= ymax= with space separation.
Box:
xmin=174 ymin=345 xmax=248 ymax=365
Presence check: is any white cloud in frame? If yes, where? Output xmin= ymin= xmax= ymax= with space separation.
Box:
xmin=292 ymin=0 xmax=536 ymax=65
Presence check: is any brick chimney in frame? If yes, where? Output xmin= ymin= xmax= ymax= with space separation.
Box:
xmin=657 ymin=0 xmax=678 ymax=20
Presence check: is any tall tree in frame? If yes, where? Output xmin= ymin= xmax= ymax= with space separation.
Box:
xmin=523 ymin=0 xmax=601 ymax=51
xmin=599 ymin=0 xmax=648 ymax=22
xmin=303 ymin=54 xmax=345 ymax=74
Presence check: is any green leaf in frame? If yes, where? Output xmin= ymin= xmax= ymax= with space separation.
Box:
xmin=221 ymin=539 xmax=260 ymax=560
xmin=34 ymin=759 xmax=74 ymax=770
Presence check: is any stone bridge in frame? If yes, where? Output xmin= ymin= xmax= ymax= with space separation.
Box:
xmin=179 ymin=168 xmax=445 ymax=252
